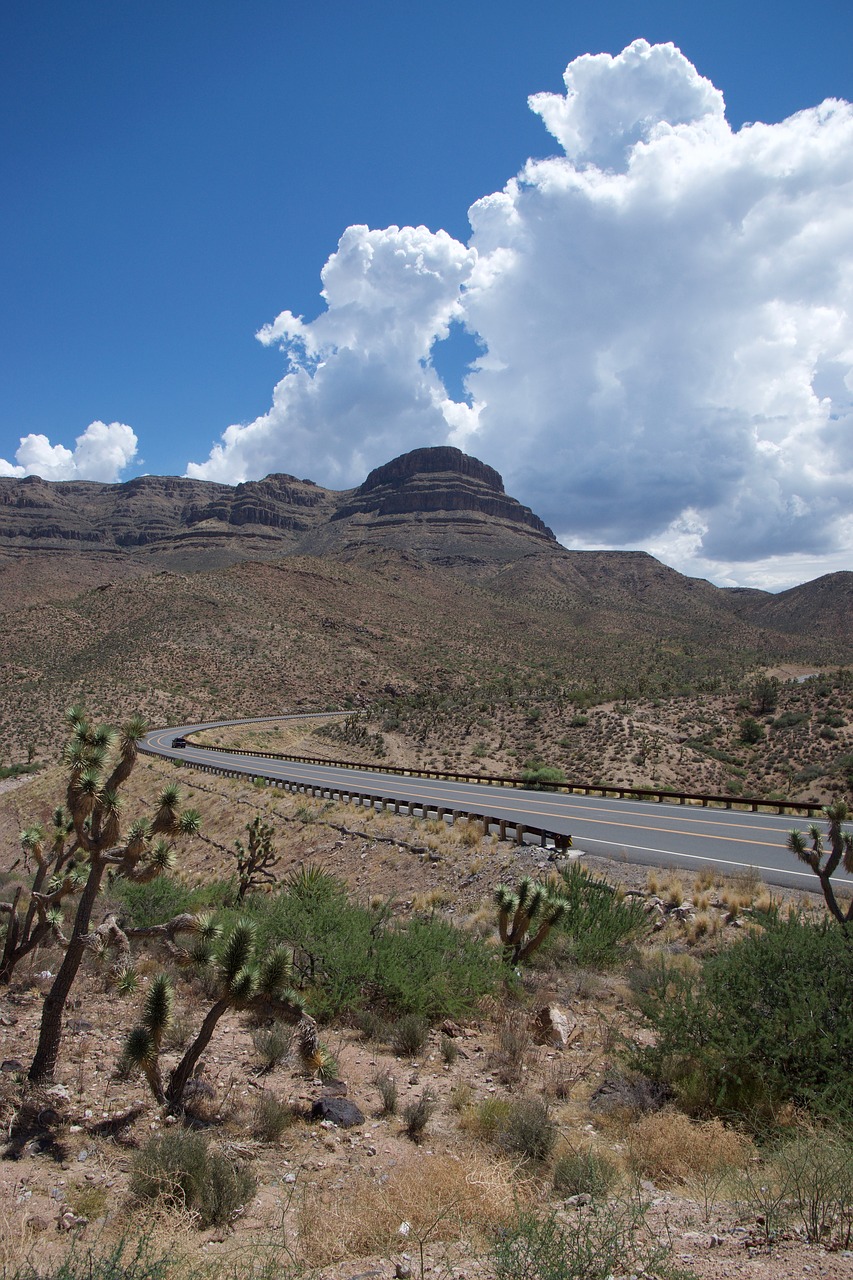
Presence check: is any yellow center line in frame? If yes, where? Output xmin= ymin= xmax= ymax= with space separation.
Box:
xmin=549 ymin=810 xmax=782 ymax=850
xmin=158 ymin=741 xmax=798 ymax=851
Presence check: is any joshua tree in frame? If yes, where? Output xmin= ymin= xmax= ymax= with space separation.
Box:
xmin=1 ymin=809 xmax=75 ymax=984
xmin=123 ymin=917 xmax=318 ymax=1110
xmin=495 ymin=876 xmax=568 ymax=965
xmin=26 ymin=707 xmax=200 ymax=1085
xmin=233 ymin=816 xmax=280 ymax=902
xmin=750 ymin=674 xmax=780 ymax=715
xmin=787 ymin=801 xmax=853 ymax=924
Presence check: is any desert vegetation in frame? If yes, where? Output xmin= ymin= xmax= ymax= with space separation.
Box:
xmin=3 ymin=717 xmax=853 ymax=1280
xmin=193 ymin=666 xmax=853 ymax=811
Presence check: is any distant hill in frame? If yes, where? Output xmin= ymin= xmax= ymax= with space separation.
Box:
xmin=0 ymin=446 xmax=850 ymax=764
xmin=723 ymin=571 xmax=853 ymax=647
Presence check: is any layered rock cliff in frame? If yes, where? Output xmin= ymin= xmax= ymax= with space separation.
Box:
xmin=0 ymin=448 xmax=555 ymax=571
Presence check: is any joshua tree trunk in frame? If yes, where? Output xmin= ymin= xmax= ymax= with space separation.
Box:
xmin=28 ymin=860 xmax=105 ymax=1084
xmin=165 ymin=997 xmax=230 ymax=1110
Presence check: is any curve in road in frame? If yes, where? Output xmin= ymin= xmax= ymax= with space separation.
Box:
xmin=142 ymin=716 xmax=852 ymax=894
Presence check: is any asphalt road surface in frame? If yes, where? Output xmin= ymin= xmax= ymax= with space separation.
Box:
xmin=142 ymin=717 xmax=852 ymax=894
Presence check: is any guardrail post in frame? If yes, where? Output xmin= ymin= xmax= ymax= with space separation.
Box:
xmin=516 ymin=824 xmax=524 ymax=844
xmin=498 ymin=819 xmax=507 ymax=840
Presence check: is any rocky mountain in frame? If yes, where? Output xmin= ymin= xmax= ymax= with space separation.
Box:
xmin=724 ymin=571 xmax=853 ymax=647
xmin=0 ymin=447 xmax=557 ymax=574
xmin=0 ymin=470 xmax=336 ymax=568
xmin=1 ymin=445 xmax=851 ymax=638
xmin=0 ymin=446 xmax=851 ymax=767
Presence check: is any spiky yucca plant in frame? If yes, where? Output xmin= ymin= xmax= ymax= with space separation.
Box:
xmin=495 ymin=876 xmax=569 ymax=965
xmin=292 ymin=1010 xmax=337 ymax=1081
xmin=124 ymin=917 xmax=307 ymax=1110
xmin=0 ymin=808 xmax=75 ymax=984
xmin=787 ymin=801 xmax=853 ymax=924
xmin=233 ymin=816 xmax=280 ymax=902
xmin=26 ymin=708 xmax=201 ymax=1085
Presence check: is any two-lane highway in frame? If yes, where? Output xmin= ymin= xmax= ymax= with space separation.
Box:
xmin=142 ymin=717 xmax=853 ymax=893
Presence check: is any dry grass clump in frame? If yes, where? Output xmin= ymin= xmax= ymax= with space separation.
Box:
xmin=456 ymin=818 xmax=485 ymax=848
xmin=627 ymin=1109 xmax=754 ymax=1187
xmin=411 ymin=887 xmax=452 ymax=911
xmin=662 ymin=877 xmax=684 ymax=908
xmin=296 ymin=1151 xmax=523 ymax=1266
xmin=732 ymin=866 xmax=762 ymax=901
xmin=645 ymin=870 xmax=662 ymax=896
xmin=490 ymin=1008 xmax=535 ymax=1085
xmin=542 ymin=1054 xmax=595 ymax=1102
xmin=250 ymin=1090 xmax=293 ymax=1143
xmin=0 ymin=1201 xmax=32 ymax=1272
xmin=686 ymin=910 xmax=723 ymax=944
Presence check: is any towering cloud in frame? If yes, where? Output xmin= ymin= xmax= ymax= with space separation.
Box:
xmin=186 ymin=40 xmax=852 ymax=585
xmin=0 ymin=420 xmax=138 ymax=483
xmin=186 ymin=224 xmax=477 ymax=488
xmin=463 ymin=41 xmax=853 ymax=582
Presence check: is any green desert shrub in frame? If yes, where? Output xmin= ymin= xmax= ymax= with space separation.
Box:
xmin=2 ymin=1235 xmax=205 ymax=1280
xmin=373 ymin=1069 xmax=399 ymax=1116
xmin=113 ymin=872 xmax=229 ymax=928
xmin=553 ymin=1147 xmax=620 ymax=1199
xmin=739 ymin=716 xmax=765 ymax=744
xmin=465 ymin=1096 xmax=556 ymax=1163
xmin=555 ymin=864 xmax=647 ymax=967
xmin=496 ymin=1097 xmax=557 ymax=1163
xmin=391 ymin=1013 xmax=429 ymax=1057
xmin=130 ymin=1129 xmax=256 ymax=1227
xmin=354 ymin=1008 xmax=391 ymax=1042
xmin=632 ymin=916 xmax=853 ymax=1124
xmin=252 ymin=1020 xmax=293 ymax=1072
xmin=521 ymin=761 xmax=567 ymax=791
xmin=773 ymin=710 xmax=808 ymax=730
xmin=490 ymin=1200 xmax=678 ymax=1280
xmin=235 ymin=872 xmax=497 ymax=1023
xmin=373 ymin=914 xmax=498 ymax=1019
xmin=770 ymin=1127 xmax=853 ymax=1246
xmin=403 ymin=1088 xmax=437 ymax=1142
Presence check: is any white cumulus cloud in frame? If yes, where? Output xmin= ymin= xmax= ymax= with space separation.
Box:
xmin=186 ymin=224 xmax=477 ymax=487
xmin=185 ymin=39 xmax=853 ymax=587
xmin=0 ymin=421 xmax=138 ymax=482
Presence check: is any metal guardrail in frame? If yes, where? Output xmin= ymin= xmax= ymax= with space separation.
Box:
xmin=167 ymin=732 xmax=827 ymax=819
xmin=150 ymin=751 xmax=574 ymax=853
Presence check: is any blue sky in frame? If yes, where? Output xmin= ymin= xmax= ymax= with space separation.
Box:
xmin=2 ymin=1 xmax=852 ymax=588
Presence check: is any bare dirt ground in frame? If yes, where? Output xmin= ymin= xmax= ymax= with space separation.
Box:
xmin=1 ymin=757 xmax=851 ymax=1280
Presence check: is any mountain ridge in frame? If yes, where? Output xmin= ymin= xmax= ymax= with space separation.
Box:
xmin=0 ymin=445 xmax=850 ymax=667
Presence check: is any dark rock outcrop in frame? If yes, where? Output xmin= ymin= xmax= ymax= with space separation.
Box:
xmin=0 ymin=447 xmax=555 ymax=572
xmin=309 ymin=1096 xmax=365 ymax=1128
xmin=0 ymin=472 xmax=338 ymax=564
xmin=333 ymin=446 xmax=555 ymax=540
